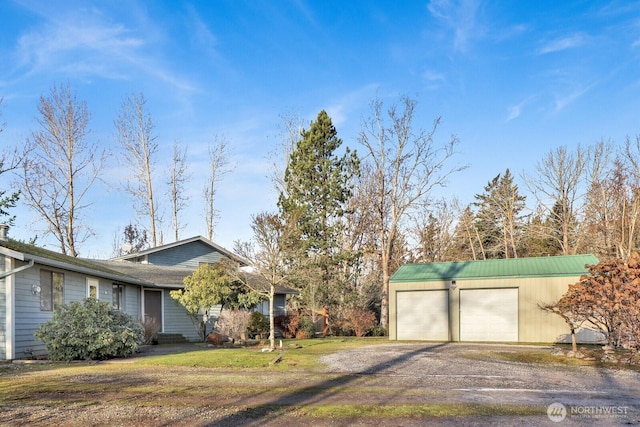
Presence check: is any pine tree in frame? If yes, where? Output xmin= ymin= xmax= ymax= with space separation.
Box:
xmin=278 ymin=110 xmax=359 ymax=322
xmin=474 ymin=169 xmax=526 ymax=258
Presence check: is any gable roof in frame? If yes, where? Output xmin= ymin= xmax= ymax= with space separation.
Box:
xmin=111 ymin=235 xmax=248 ymax=265
xmin=390 ymin=254 xmax=599 ymax=283
xmin=0 ymin=239 xmax=153 ymax=286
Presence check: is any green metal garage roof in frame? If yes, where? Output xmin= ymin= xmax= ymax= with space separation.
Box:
xmin=390 ymin=254 xmax=598 ymax=282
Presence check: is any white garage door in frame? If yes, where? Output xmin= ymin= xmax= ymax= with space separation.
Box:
xmin=396 ymin=290 xmax=448 ymax=341
xmin=460 ymin=288 xmax=518 ymax=342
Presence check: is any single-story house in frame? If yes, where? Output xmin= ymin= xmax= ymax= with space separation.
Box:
xmin=389 ymin=254 xmax=600 ymax=344
xmin=1 ymin=234 xmax=296 ymax=360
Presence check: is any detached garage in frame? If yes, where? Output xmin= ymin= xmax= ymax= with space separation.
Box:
xmin=389 ymin=254 xmax=599 ymax=343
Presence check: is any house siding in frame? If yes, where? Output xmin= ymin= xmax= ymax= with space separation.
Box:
xmin=10 ymin=263 xmax=145 ymax=359
xmin=162 ymin=292 xmax=220 ymax=342
xmin=255 ymin=295 xmax=287 ymax=317
xmin=122 ymin=284 xmax=141 ymax=319
xmin=146 ymin=241 xmax=226 ymax=268
xmin=13 ymin=265 xmax=95 ymax=358
xmin=0 ymin=258 xmax=7 ymax=360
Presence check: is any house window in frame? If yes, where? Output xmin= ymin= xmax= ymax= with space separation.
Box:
xmin=113 ymin=284 xmax=124 ymax=310
xmin=87 ymin=278 xmax=99 ymax=299
xmin=40 ymin=270 xmax=64 ymax=311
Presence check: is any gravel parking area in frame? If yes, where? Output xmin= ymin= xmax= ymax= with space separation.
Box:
xmin=321 ymin=342 xmax=640 ymax=425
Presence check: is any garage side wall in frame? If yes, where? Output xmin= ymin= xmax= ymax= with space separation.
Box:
xmin=390 ymin=275 xmax=582 ymax=343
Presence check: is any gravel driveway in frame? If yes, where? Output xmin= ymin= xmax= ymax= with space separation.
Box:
xmin=321 ymin=342 xmax=640 ymax=426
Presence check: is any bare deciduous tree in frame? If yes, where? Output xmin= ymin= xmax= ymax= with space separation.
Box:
xmin=167 ymin=141 xmax=189 ymax=241
xmin=358 ymin=95 xmax=465 ymax=327
xmin=115 ymin=92 xmax=160 ymax=247
xmin=268 ymin=110 xmax=303 ymax=194
xmin=524 ymin=145 xmax=587 ymax=255
xmin=232 ymin=212 xmax=291 ymax=350
xmin=0 ymin=97 xmax=27 ymax=226
xmin=21 ymin=83 xmax=105 ymax=256
xmin=203 ymin=135 xmax=232 ymax=241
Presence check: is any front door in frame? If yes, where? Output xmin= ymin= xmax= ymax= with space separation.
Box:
xmin=143 ymin=289 xmax=163 ymax=332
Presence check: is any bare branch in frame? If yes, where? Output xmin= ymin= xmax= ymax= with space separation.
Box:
xmin=115 ymin=92 xmax=160 ymax=247
xmin=203 ymin=134 xmax=233 ymax=240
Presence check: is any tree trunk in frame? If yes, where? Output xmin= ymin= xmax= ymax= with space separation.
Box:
xmin=269 ymin=285 xmax=276 ymax=350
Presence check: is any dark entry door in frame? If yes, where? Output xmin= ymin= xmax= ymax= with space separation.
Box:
xmin=144 ymin=289 xmax=163 ymax=332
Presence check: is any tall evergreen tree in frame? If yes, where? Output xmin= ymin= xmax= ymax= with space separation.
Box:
xmin=278 ymin=110 xmax=359 ymax=322
xmin=474 ymin=169 xmax=526 ymax=258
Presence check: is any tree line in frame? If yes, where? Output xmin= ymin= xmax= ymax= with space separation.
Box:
xmin=3 ymin=84 xmax=640 ymax=333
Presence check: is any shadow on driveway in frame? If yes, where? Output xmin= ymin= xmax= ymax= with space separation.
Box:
xmin=208 ymin=342 xmax=450 ymax=426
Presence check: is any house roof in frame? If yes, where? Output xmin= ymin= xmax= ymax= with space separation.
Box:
xmin=111 ymin=235 xmax=248 ymax=266
xmin=0 ymin=238 xmax=296 ymax=294
xmin=0 ymin=239 xmax=153 ymax=286
xmin=89 ymin=259 xmax=192 ymax=288
xmin=390 ymin=254 xmax=599 ymax=283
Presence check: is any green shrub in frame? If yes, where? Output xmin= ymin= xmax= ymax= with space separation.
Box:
xmin=247 ymin=311 xmax=268 ymax=339
xmin=297 ymin=316 xmax=316 ymax=339
xmin=35 ymin=298 xmax=144 ymax=361
xmin=370 ymin=325 xmax=388 ymax=337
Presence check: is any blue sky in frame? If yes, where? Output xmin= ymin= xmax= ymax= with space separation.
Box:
xmin=1 ymin=1 xmax=640 ymax=257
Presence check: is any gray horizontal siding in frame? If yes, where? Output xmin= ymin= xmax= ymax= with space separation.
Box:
xmin=255 ymin=295 xmax=287 ymax=317
xmin=162 ymin=292 xmax=220 ymax=342
xmin=12 ymin=263 xmax=145 ymax=359
xmin=147 ymin=241 xmax=226 ymax=268
xmin=0 ymin=275 xmax=6 ymax=360
xmin=123 ymin=284 xmax=141 ymax=319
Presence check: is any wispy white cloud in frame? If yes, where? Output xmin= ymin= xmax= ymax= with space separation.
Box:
xmin=506 ymin=104 xmax=521 ymax=121
xmin=186 ymin=5 xmax=217 ymax=54
xmin=553 ymin=82 xmax=596 ymax=113
xmin=506 ymin=96 xmax=535 ymax=121
xmin=422 ymin=69 xmax=445 ymax=90
xmin=11 ymin=6 xmax=194 ymax=92
xmin=427 ymin=0 xmax=484 ymax=53
xmin=324 ymin=83 xmax=379 ymax=128
xmin=537 ymin=33 xmax=587 ymax=55
xmin=423 ymin=70 xmax=445 ymax=82
xmin=16 ymin=19 xmax=143 ymax=76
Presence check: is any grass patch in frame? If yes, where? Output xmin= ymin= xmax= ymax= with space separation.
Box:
xmin=134 ymin=348 xmax=276 ymax=368
xmin=134 ymin=337 xmax=389 ymax=370
xmin=293 ymin=403 xmax=542 ymax=418
xmin=466 ymin=349 xmax=640 ymax=372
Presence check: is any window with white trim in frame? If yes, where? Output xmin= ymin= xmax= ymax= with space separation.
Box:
xmin=87 ymin=278 xmax=99 ymax=299
xmin=113 ymin=284 xmax=124 ymax=310
xmin=40 ymin=270 xmax=64 ymax=311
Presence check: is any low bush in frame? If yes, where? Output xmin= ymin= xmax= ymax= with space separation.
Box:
xmin=141 ymin=316 xmax=161 ymax=345
xmin=275 ymin=314 xmax=316 ymax=339
xmin=297 ymin=316 xmax=316 ymax=339
xmin=247 ymin=311 xmax=268 ymax=339
xmin=216 ymin=309 xmax=251 ymax=341
xmin=35 ymin=298 xmax=144 ymax=361
xmin=342 ymin=308 xmax=377 ymax=337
